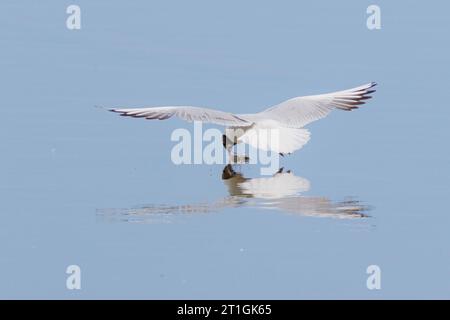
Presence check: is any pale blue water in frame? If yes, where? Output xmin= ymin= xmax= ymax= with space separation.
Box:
xmin=1 ymin=1 xmax=450 ymax=299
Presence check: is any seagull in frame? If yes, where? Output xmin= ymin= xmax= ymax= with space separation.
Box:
xmin=110 ymin=82 xmax=376 ymax=158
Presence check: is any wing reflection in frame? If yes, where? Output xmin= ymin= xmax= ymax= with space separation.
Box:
xmin=222 ymin=164 xmax=311 ymax=199
xmin=97 ymin=165 xmax=370 ymax=223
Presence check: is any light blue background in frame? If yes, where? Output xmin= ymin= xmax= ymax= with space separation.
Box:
xmin=1 ymin=1 xmax=449 ymax=298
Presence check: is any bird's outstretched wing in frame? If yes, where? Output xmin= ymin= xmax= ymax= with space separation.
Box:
xmin=257 ymin=82 xmax=376 ymax=128
xmin=110 ymin=106 xmax=252 ymax=127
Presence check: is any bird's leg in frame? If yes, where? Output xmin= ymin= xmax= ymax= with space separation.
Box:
xmin=230 ymin=152 xmax=250 ymax=164
xmin=226 ymin=146 xmax=234 ymax=164
xmin=223 ymin=134 xmax=249 ymax=164
xmin=229 ymin=149 xmax=249 ymax=164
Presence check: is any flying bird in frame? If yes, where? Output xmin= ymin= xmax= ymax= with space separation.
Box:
xmin=110 ymin=82 xmax=376 ymax=157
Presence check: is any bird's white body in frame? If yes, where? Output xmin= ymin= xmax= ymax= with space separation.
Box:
xmin=111 ymin=82 xmax=376 ymax=155
xmin=225 ymin=121 xmax=311 ymax=155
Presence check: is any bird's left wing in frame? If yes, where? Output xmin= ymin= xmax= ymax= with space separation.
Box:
xmin=257 ymin=82 xmax=376 ymax=128
xmin=110 ymin=106 xmax=252 ymax=127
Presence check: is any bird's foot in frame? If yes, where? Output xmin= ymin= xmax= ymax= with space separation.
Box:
xmin=275 ymin=167 xmax=292 ymax=175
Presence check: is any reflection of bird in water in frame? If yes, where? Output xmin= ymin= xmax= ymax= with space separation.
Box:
xmin=222 ymin=164 xmax=310 ymax=199
xmin=220 ymin=164 xmax=369 ymax=219
xmin=97 ymin=165 xmax=370 ymax=223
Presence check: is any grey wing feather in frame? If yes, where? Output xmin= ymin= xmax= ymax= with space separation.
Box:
xmin=110 ymin=106 xmax=252 ymax=127
xmin=258 ymin=82 xmax=377 ymax=128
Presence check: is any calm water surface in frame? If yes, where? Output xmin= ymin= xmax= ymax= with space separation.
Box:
xmin=1 ymin=1 xmax=450 ymax=298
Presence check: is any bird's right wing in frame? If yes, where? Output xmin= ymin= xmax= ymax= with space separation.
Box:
xmin=110 ymin=106 xmax=252 ymax=127
xmin=257 ymin=82 xmax=376 ymax=128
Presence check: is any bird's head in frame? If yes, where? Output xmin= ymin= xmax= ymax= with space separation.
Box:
xmin=222 ymin=134 xmax=238 ymax=149
xmin=222 ymin=134 xmax=227 ymax=149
